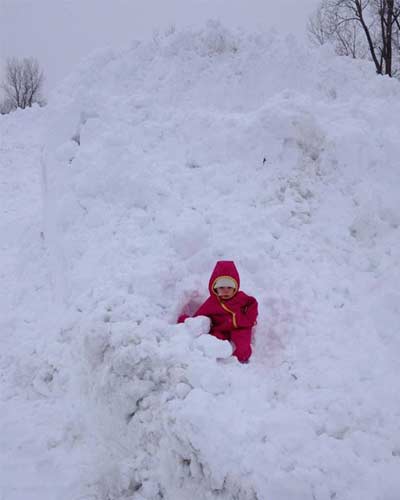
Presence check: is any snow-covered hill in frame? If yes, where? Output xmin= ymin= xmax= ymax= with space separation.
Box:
xmin=1 ymin=23 xmax=400 ymax=500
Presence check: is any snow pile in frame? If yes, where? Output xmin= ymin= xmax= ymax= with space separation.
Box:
xmin=1 ymin=22 xmax=400 ymax=500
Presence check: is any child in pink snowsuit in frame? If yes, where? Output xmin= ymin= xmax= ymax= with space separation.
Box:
xmin=178 ymin=261 xmax=258 ymax=363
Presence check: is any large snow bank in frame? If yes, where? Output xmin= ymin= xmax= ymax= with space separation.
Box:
xmin=1 ymin=22 xmax=400 ymax=500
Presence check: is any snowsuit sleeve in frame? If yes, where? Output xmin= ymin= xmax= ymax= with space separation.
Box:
xmin=235 ymin=295 xmax=258 ymax=329
xmin=193 ymin=297 xmax=213 ymax=318
xmin=177 ymin=297 xmax=213 ymax=323
xmin=177 ymin=314 xmax=189 ymax=323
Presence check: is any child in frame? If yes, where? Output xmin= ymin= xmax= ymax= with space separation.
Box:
xmin=178 ymin=261 xmax=258 ymax=363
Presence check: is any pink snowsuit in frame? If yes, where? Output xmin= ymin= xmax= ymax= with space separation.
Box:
xmin=178 ymin=261 xmax=258 ymax=363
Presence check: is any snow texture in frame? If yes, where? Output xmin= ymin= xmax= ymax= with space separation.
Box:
xmin=1 ymin=22 xmax=400 ymax=500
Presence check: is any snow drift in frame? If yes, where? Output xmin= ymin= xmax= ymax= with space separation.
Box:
xmin=1 ymin=22 xmax=400 ymax=500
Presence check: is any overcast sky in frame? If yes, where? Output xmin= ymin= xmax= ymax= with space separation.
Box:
xmin=0 ymin=0 xmax=319 ymax=91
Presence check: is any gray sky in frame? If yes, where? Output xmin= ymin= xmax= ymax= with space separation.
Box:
xmin=0 ymin=0 xmax=319 ymax=92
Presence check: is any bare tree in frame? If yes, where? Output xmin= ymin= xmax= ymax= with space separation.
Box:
xmin=1 ymin=57 xmax=45 ymax=113
xmin=308 ymin=2 xmax=332 ymax=46
xmin=373 ymin=0 xmax=400 ymax=76
xmin=308 ymin=0 xmax=365 ymax=57
xmin=308 ymin=0 xmax=400 ymax=76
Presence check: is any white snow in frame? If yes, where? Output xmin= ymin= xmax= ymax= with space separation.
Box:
xmin=1 ymin=22 xmax=400 ymax=500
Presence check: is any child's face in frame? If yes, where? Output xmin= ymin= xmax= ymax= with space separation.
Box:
xmin=216 ymin=287 xmax=235 ymax=300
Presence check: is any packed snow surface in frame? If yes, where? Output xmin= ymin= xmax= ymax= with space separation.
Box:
xmin=1 ymin=23 xmax=400 ymax=500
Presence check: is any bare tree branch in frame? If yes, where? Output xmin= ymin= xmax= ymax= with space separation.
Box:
xmin=308 ymin=0 xmax=400 ymax=76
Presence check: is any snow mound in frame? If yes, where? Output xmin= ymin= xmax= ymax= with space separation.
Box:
xmin=2 ymin=22 xmax=400 ymax=500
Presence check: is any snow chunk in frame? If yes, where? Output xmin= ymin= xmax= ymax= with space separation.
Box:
xmin=184 ymin=315 xmax=211 ymax=337
xmin=193 ymin=333 xmax=232 ymax=359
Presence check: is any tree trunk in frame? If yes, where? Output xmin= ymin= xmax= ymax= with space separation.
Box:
xmin=355 ymin=0 xmax=383 ymax=73
xmin=385 ymin=0 xmax=394 ymax=76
